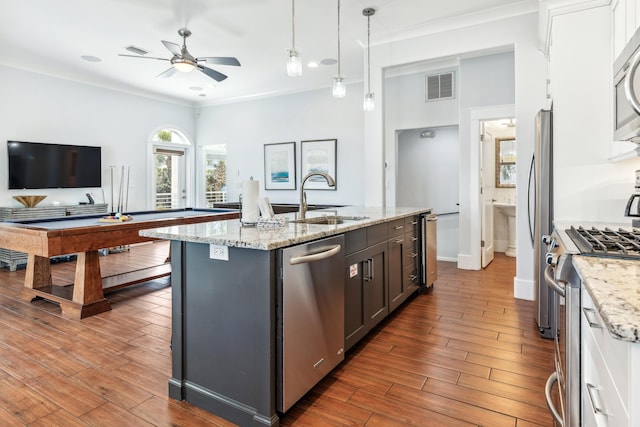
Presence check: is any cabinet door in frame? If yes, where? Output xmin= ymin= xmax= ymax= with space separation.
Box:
xmin=344 ymin=241 xmax=388 ymax=351
xmin=363 ymin=242 xmax=388 ymax=330
xmin=345 ymin=254 xmax=367 ymax=350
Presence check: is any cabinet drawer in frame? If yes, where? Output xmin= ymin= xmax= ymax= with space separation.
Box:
xmin=404 ymin=263 xmax=418 ymax=289
xmin=404 ymin=215 xmax=419 ymax=233
xmin=345 ymin=229 xmax=366 ymax=255
xmin=403 ymin=234 xmax=419 ymax=267
xmin=582 ymin=289 xmax=630 ymax=407
xmin=582 ymin=318 xmax=629 ymax=426
xmin=387 ymin=219 xmax=406 ymax=238
xmin=367 ymin=223 xmax=388 ymax=246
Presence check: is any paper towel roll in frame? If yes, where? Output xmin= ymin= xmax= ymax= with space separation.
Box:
xmin=241 ymin=179 xmax=260 ymax=224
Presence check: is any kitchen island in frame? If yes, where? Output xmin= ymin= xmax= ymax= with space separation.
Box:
xmin=140 ymin=206 xmax=432 ymax=426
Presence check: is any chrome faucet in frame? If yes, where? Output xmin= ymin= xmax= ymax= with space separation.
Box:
xmin=299 ymin=172 xmax=336 ymax=220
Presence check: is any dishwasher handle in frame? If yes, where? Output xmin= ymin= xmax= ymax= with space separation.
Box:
xmin=289 ymin=244 xmax=342 ymax=265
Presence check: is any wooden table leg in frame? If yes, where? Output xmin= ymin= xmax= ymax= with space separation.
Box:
xmin=19 ymin=254 xmax=51 ymax=301
xmin=65 ymin=250 xmax=111 ymax=319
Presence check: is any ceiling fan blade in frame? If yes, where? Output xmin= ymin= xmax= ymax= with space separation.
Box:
xmin=118 ymin=54 xmax=170 ymax=61
xmin=198 ymin=65 xmax=227 ymax=82
xmin=162 ymin=40 xmax=182 ymax=56
xmin=197 ymin=57 xmax=240 ymax=66
xmin=157 ymin=67 xmax=177 ymax=78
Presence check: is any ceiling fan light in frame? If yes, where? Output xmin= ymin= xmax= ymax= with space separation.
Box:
xmin=173 ymin=60 xmax=195 ymax=73
xmin=363 ymin=93 xmax=375 ymax=111
xmin=333 ymin=76 xmax=346 ymax=98
xmin=287 ymin=50 xmax=302 ymax=77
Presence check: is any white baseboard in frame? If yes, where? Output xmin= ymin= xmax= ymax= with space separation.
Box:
xmin=437 ymin=256 xmax=458 ymax=263
xmin=514 ymin=276 xmax=534 ymax=301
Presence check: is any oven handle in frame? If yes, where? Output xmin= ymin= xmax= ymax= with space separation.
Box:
xmin=545 ymin=371 xmax=564 ymax=427
xmin=625 ymin=48 xmax=640 ymax=115
xmin=544 ymin=265 xmax=566 ymax=298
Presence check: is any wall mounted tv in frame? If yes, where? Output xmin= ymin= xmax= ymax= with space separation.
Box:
xmin=7 ymin=141 xmax=102 ymax=189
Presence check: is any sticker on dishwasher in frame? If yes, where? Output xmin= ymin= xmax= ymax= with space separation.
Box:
xmin=349 ymin=263 xmax=358 ymax=278
xmin=209 ymin=244 xmax=229 ymax=261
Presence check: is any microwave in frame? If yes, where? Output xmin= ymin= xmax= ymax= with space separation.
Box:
xmin=614 ymin=28 xmax=640 ymax=143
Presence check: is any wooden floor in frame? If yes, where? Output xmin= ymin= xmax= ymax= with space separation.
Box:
xmin=0 ymin=242 xmax=554 ymax=426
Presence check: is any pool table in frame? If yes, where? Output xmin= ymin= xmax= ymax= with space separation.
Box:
xmin=0 ymin=208 xmax=238 ymax=318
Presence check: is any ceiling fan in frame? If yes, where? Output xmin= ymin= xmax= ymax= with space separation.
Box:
xmin=119 ymin=28 xmax=240 ymax=82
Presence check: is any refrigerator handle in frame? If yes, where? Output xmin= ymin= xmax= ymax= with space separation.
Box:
xmin=527 ymin=154 xmax=536 ymax=246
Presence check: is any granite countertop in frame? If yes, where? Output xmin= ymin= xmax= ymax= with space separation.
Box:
xmin=139 ymin=206 xmax=431 ymax=251
xmin=572 ymin=255 xmax=640 ymax=343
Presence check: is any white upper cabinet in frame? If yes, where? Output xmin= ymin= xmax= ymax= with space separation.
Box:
xmin=612 ymin=0 xmax=640 ymax=60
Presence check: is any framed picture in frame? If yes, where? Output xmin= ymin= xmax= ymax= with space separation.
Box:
xmin=264 ymin=142 xmax=296 ymax=190
xmin=301 ymin=139 xmax=337 ymax=190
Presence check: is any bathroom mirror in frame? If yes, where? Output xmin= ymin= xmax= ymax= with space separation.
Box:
xmin=495 ymin=137 xmax=516 ymax=188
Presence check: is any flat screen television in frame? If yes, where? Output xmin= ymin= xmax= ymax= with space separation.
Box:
xmin=7 ymin=141 xmax=102 ymax=189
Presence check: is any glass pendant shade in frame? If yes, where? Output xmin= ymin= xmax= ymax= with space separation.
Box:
xmin=363 ymin=93 xmax=375 ymax=111
xmin=287 ymin=50 xmax=302 ymax=76
xmin=333 ymin=76 xmax=346 ymax=98
xmin=173 ymin=60 xmax=195 ymax=72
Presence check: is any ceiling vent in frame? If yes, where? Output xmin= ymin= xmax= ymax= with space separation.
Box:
xmin=125 ymin=45 xmax=149 ymax=56
xmin=425 ymin=71 xmax=455 ymax=102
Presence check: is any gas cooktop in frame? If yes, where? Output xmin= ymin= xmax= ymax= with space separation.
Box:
xmin=566 ymin=226 xmax=640 ymax=260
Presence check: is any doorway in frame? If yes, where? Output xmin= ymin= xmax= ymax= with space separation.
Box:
xmin=479 ymin=117 xmax=516 ymax=268
xmin=150 ymin=129 xmax=191 ymax=210
xmin=396 ymin=125 xmax=460 ymax=262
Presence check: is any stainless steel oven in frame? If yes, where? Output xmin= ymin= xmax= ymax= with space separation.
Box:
xmin=614 ymin=26 xmax=640 ymax=143
xmin=543 ymin=231 xmax=580 ymax=427
xmin=543 ymin=225 xmax=640 ymax=426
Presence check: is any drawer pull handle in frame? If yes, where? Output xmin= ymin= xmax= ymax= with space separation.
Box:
xmin=393 ymin=225 xmax=404 ymax=230
xmin=410 ymin=253 xmax=418 ymax=258
xmin=583 ymin=307 xmax=603 ymax=329
xmin=411 ymin=237 xmax=418 ymax=242
xmin=586 ymin=383 xmax=607 ymax=415
xmin=394 ymin=239 xmax=404 ymax=244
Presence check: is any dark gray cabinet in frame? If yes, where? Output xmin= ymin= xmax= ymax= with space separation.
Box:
xmin=345 ymin=215 xmax=422 ymax=350
xmin=344 ymin=224 xmax=389 ymax=351
xmin=389 ymin=216 xmax=420 ymax=311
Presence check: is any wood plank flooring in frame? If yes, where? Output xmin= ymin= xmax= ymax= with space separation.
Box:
xmin=0 ymin=242 xmax=554 ymax=426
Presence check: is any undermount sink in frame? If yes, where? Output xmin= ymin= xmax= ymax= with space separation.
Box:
xmin=291 ymin=215 xmax=369 ymax=225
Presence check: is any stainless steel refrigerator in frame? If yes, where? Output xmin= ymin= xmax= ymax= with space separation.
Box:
xmin=529 ymin=109 xmax=554 ymax=339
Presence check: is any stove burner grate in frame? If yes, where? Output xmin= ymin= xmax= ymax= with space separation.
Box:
xmin=566 ymin=226 xmax=640 ymax=260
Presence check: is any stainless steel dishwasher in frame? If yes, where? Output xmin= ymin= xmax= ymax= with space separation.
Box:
xmin=277 ymin=234 xmax=345 ymax=413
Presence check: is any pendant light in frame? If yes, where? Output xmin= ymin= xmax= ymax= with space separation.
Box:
xmin=332 ymin=0 xmax=346 ymax=98
xmin=286 ymin=0 xmax=302 ymax=76
xmin=362 ymin=8 xmax=375 ymax=111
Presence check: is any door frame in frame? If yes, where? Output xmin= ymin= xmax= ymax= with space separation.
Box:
xmin=468 ymin=105 xmax=515 ymax=270
xmin=146 ymin=127 xmax=194 ymax=210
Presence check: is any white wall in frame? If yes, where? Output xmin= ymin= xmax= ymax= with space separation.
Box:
xmin=550 ymin=6 xmax=640 ymax=224
xmin=364 ymin=12 xmax=548 ymax=299
xmin=0 ymin=65 xmax=195 ymax=211
xmin=385 ymin=66 xmax=460 ymax=207
xmin=196 ymin=84 xmax=365 ymax=207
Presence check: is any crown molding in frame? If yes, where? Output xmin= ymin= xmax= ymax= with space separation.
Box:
xmin=539 ymin=0 xmax=612 ymax=56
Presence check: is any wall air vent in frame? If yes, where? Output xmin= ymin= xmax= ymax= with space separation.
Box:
xmin=425 ymin=71 xmax=455 ymax=102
